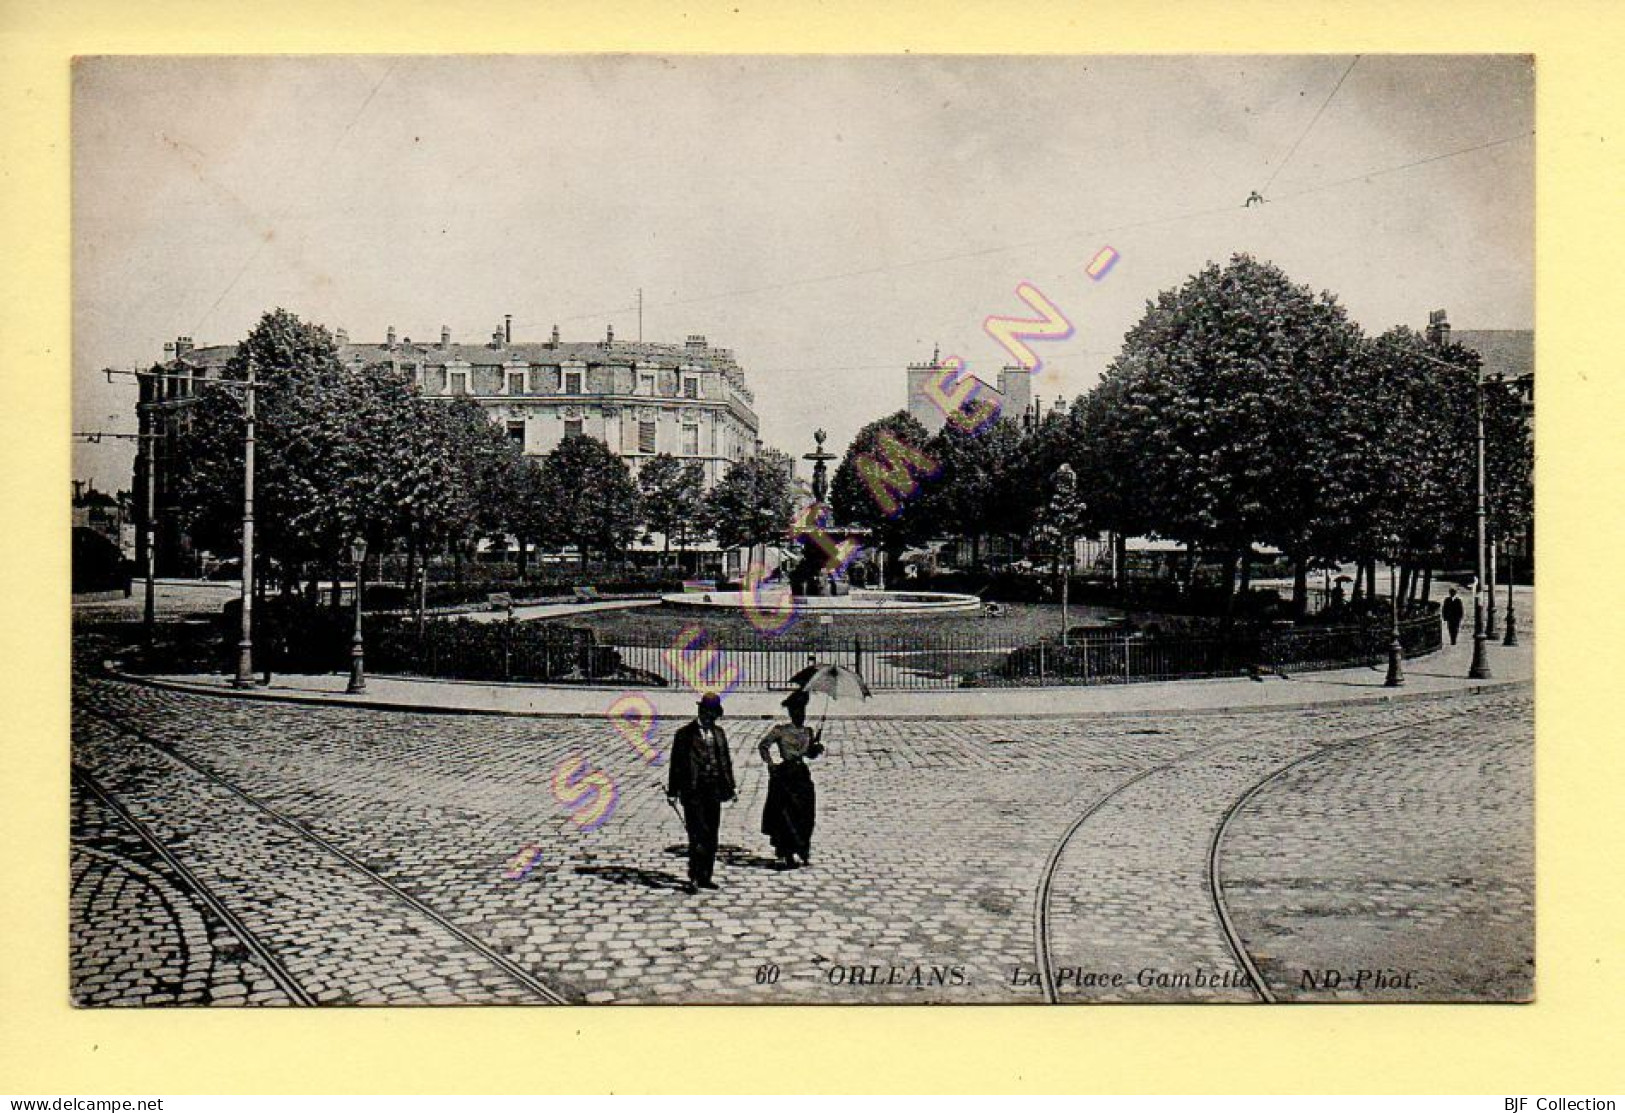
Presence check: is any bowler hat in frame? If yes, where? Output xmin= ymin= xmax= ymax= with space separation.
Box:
xmin=697 ymin=692 xmax=725 ymax=715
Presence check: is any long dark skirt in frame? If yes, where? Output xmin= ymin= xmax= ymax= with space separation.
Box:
xmin=761 ymin=760 xmax=816 ymax=858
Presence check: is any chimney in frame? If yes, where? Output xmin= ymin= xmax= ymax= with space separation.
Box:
xmin=505 ymin=314 xmax=513 ymax=343
xmin=386 ymin=325 xmax=397 ymax=348
xmin=686 ymin=334 xmax=707 ymax=351
xmin=604 ymin=323 xmax=615 ymax=348
xmin=491 ymin=324 xmax=504 ymax=348
xmin=163 ymin=342 xmax=175 ymax=358
xmin=335 ymin=327 xmax=349 ymax=345
xmin=174 ymin=336 xmax=194 ymax=358
xmin=1426 ymin=309 xmax=1451 ymax=347
xmin=440 ymin=325 xmax=451 ymax=349
xmin=550 ymin=324 xmax=561 ymax=348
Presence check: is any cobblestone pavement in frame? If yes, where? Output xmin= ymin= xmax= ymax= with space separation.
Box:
xmin=70 ymin=785 xmax=294 ymax=1007
xmin=71 ymin=655 xmax=1533 ymax=1006
xmin=1218 ymin=697 xmax=1534 ymax=1002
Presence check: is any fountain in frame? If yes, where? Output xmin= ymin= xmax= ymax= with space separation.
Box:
xmin=660 ymin=429 xmax=983 ymax=617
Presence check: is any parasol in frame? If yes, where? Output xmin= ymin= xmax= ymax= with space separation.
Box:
xmin=787 ymin=662 xmax=872 ymax=732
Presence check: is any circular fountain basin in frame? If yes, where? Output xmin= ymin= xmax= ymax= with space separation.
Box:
xmin=659 ymin=587 xmax=984 ymax=617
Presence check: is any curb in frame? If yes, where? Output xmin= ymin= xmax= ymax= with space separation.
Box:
xmin=104 ymin=660 xmax=1533 ymax=723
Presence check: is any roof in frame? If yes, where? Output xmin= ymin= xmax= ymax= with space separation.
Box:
xmin=176 ymin=338 xmax=745 ymax=374
xmin=1452 ymin=329 xmax=1533 ymax=382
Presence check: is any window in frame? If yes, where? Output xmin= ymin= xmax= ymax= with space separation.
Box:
xmin=505 ymin=368 xmax=529 ymax=395
xmin=564 ymin=418 xmax=583 ymax=439
xmin=506 ymin=420 xmax=525 ymax=447
xmin=447 ymin=368 xmax=470 ymax=395
xmin=639 ymin=421 xmax=657 ymax=454
xmin=638 ymin=372 xmax=656 ymax=396
xmin=682 ymin=376 xmax=700 ymax=399
xmin=682 ymin=424 xmax=700 ymax=456
xmin=563 ymin=371 xmax=583 ymax=395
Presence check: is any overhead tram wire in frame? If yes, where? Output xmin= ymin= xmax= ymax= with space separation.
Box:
xmin=508 ymin=127 xmax=1531 ymax=344
xmin=1266 ymin=130 xmax=1535 ymax=203
xmin=1259 ymin=55 xmax=1361 ymax=197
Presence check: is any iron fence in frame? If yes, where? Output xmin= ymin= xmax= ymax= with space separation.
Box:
xmin=357 ymin=606 xmax=1441 ymax=691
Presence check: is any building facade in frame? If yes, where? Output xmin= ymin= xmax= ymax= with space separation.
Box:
xmin=904 ymin=346 xmax=1033 ymax=435
xmin=1425 ymin=310 xmax=1535 ymax=422
xmin=137 ymin=322 xmax=761 ymax=572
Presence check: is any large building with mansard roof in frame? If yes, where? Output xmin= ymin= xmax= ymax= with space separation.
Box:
xmin=138 ymin=320 xmax=761 ymax=573
xmin=342 ymin=319 xmax=761 ymax=487
xmin=155 ymin=320 xmax=760 ymax=481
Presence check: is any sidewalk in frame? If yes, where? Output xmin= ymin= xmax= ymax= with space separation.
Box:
xmin=125 ymin=626 xmax=1531 ymax=721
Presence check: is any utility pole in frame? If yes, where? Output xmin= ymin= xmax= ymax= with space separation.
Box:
xmin=1468 ymin=378 xmax=1492 ymax=679
xmin=233 ymin=354 xmax=258 ymax=688
xmin=103 ymin=361 xmax=266 ymax=670
xmin=637 ymin=287 xmax=644 ymax=343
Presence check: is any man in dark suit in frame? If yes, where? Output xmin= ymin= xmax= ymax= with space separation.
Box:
xmin=667 ymin=692 xmax=737 ymax=893
xmin=1442 ymin=588 xmax=1465 ymax=645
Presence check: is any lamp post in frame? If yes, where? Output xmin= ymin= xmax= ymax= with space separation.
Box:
xmin=1468 ymin=377 xmax=1492 ymax=680
xmin=1503 ymin=531 xmax=1520 ymax=647
xmin=347 ymin=535 xmax=368 ymax=694
xmin=1384 ymin=539 xmax=1404 ymax=687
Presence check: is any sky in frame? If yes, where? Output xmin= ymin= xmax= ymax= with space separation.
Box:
xmin=72 ymin=54 xmax=1534 ymax=494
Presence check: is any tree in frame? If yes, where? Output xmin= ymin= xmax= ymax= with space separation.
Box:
xmin=830 ymin=411 xmax=935 ymax=575
xmin=1082 ymin=255 xmax=1367 ymax=614
xmin=638 ymin=453 xmax=709 ymax=564
xmin=535 ymin=434 xmax=643 ymax=563
xmin=706 ymin=449 xmax=796 ymax=553
xmin=914 ymin=416 xmax=1026 ymax=564
xmin=175 ymin=309 xmax=365 ymax=592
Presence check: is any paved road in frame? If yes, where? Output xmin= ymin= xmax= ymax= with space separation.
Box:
xmin=71 ymin=655 xmax=1533 ymax=1006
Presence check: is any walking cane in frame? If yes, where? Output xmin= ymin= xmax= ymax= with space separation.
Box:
xmin=660 ymin=783 xmax=684 ymax=827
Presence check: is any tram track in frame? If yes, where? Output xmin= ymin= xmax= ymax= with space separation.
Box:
xmin=1033 ymin=710 xmax=1466 ymax=1005
xmin=76 ymin=704 xmax=571 ymax=1005
xmin=73 ymin=765 xmax=316 ymax=1005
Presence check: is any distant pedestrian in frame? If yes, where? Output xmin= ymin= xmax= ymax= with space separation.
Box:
xmin=759 ymin=688 xmax=824 ymax=869
xmin=666 ymin=692 xmax=737 ymax=893
xmin=1442 ymin=588 xmax=1465 ymax=645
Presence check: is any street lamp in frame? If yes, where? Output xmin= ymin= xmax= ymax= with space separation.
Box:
xmin=347 ymin=535 xmax=368 ymax=694
xmin=1468 ymin=376 xmax=1493 ymax=680
xmin=1503 ymin=530 xmax=1520 ymax=647
xmin=1384 ymin=537 xmax=1404 ymax=688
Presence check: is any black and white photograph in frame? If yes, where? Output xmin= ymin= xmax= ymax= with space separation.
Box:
xmin=70 ymin=54 xmax=1535 ymax=1007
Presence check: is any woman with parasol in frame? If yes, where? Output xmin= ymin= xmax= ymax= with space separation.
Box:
xmin=760 ymin=664 xmax=871 ymax=869
xmin=758 ymin=688 xmax=824 ymax=869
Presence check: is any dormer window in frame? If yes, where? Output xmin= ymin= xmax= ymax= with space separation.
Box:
xmin=447 ymin=368 xmax=470 ymax=395
xmin=682 ymin=375 xmax=700 ymax=399
xmin=639 ymin=371 xmax=656 ymax=396
xmin=505 ymin=368 xmax=529 ymax=395
xmin=564 ymin=371 xmax=583 ymax=395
